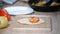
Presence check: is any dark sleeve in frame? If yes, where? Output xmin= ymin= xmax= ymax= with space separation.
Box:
xmin=54 ymin=0 xmax=60 ymax=3
xmin=56 ymin=0 xmax=60 ymax=3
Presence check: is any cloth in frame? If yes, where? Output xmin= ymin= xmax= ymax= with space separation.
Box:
xmin=3 ymin=0 xmax=16 ymax=4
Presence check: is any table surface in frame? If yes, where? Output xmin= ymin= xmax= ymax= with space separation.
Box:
xmin=0 ymin=1 xmax=60 ymax=34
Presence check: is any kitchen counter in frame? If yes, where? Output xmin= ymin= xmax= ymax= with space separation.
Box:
xmin=0 ymin=1 xmax=60 ymax=34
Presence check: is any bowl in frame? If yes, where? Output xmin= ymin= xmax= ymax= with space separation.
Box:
xmin=28 ymin=0 xmax=60 ymax=12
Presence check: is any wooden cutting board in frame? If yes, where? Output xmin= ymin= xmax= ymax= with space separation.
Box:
xmin=11 ymin=15 xmax=52 ymax=34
